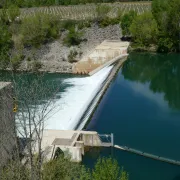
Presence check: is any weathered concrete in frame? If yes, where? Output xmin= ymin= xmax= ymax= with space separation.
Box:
xmin=0 ymin=82 xmax=16 ymax=167
xmin=73 ymin=40 xmax=129 ymax=74
xmin=34 ymin=129 xmax=112 ymax=162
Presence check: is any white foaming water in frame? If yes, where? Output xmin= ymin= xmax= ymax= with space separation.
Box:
xmin=45 ymin=65 xmax=113 ymax=130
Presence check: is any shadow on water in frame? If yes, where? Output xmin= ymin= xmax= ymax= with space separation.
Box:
xmin=173 ymin=175 xmax=180 ymax=180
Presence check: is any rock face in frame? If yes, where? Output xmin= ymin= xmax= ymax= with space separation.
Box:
xmin=20 ymin=24 xmax=122 ymax=73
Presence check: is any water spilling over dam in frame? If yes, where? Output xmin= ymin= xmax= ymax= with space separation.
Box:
xmin=45 ymin=65 xmax=113 ymax=130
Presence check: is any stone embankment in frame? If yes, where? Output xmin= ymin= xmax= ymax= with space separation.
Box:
xmin=18 ymin=24 xmax=122 ymax=73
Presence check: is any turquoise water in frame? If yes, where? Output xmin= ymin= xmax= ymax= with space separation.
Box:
xmin=84 ymin=53 xmax=180 ymax=180
xmin=1 ymin=53 xmax=180 ymax=179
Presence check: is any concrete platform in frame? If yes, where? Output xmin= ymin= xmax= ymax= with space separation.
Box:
xmin=73 ymin=40 xmax=129 ymax=74
xmin=33 ymin=129 xmax=112 ymax=162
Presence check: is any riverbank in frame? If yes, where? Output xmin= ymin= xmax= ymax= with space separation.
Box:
xmin=8 ymin=24 xmax=122 ymax=74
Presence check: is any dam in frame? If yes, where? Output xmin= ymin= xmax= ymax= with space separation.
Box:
xmin=31 ymin=40 xmax=129 ymax=161
xmin=44 ymin=40 xmax=129 ymax=130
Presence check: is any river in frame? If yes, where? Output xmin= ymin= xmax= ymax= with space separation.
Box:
xmin=1 ymin=52 xmax=180 ymax=179
xmin=84 ymin=52 xmax=180 ymax=180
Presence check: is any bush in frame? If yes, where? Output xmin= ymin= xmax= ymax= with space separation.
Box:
xmin=130 ymin=12 xmax=158 ymax=47
xmin=60 ymin=20 xmax=77 ymax=31
xmin=6 ymin=5 xmax=20 ymax=22
xmin=0 ymin=23 xmax=12 ymax=68
xmin=68 ymin=49 xmax=78 ymax=63
xmin=77 ymin=20 xmax=92 ymax=30
xmin=63 ymin=27 xmax=83 ymax=47
xmin=21 ymin=13 xmax=60 ymax=47
xmin=43 ymin=156 xmax=128 ymax=180
xmin=92 ymin=157 xmax=129 ymax=180
xmin=121 ymin=10 xmax=137 ymax=36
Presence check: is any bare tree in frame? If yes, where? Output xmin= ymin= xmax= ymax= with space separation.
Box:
xmin=0 ymin=73 xmax=60 ymax=180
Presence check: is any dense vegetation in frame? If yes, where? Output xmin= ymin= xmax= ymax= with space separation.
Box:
xmin=0 ymin=0 xmax=178 ymax=71
xmin=1 ymin=155 xmax=129 ymax=180
xmin=1 ymin=0 xmax=151 ymax=8
xmin=121 ymin=0 xmax=180 ymax=52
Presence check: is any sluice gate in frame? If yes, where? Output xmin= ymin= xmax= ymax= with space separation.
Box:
xmin=114 ymin=145 xmax=180 ymax=166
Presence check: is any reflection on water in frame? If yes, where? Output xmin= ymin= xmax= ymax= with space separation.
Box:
xmin=122 ymin=53 xmax=180 ymax=110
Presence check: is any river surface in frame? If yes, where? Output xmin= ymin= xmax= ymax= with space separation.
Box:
xmin=84 ymin=53 xmax=180 ymax=180
xmin=1 ymin=53 xmax=180 ymax=179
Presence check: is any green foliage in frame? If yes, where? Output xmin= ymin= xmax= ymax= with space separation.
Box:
xmin=6 ymin=4 xmax=20 ymax=22
xmin=61 ymin=20 xmax=77 ymax=30
xmin=77 ymin=20 xmax=92 ymax=30
xmin=63 ymin=27 xmax=83 ymax=47
xmin=152 ymin=0 xmax=180 ymax=52
xmin=130 ymin=12 xmax=158 ymax=46
xmin=1 ymin=161 xmax=29 ymax=180
xmin=1 ymin=155 xmax=128 ymax=180
xmin=92 ymin=157 xmax=128 ymax=180
xmin=42 ymin=155 xmax=91 ymax=180
xmin=121 ymin=10 xmax=137 ymax=36
xmin=21 ymin=13 xmax=60 ymax=47
xmin=0 ymin=23 xmax=12 ymax=68
xmin=68 ymin=49 xmax=78 ymax=63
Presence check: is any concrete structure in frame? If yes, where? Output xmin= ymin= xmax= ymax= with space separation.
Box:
xmin=73 ymin=40 xmax=129 ymax=74
xmin=0 ymin=82 xmax=16 ymax=167
xmin=35 ymin=129 xmax=113 ymax=162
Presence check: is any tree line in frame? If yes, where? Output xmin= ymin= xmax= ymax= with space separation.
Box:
xmin=120 ymin=0 xmax=180 ymax=52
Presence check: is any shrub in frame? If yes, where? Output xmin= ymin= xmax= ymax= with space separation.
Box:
xmin=21 ymin=13 xmax=60 ymax=47
xmin=6 ymin=5 xmax=20 ymax=22
xmin=121 ymin=10 xmax=137 ymax=36
xmin=130 ymin=12 xmax=158 ymax=47
xmin=63 ymin=27 xmax=83 ymax=47
xmin=60 ymin=20 xmax=77 ymax=31
xmin=68 ymin=49 xmax=78 ymax=63
xmin=77 ymin=20 xmax=92 ymax=30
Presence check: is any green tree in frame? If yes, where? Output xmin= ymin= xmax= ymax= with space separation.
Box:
xmin=152 ymin=0 xmax=180 ymax=52
xmin=92 ymin=157 xmax=129 ymax=180
xmin=63 ymin=26 xmax=83 ymax=47
xmin=130 ymin=12 xmax=158 ymax=46
xmin=0 ymin=22 xmax=12 ymax=68
xmin=121 ymin=10 xmax=137 ymax=36
xmin=6 ymin=4 xmax=20 ymax=22
xmin=21 ymin=13 xmax=59 ymax=47
xmin=42 ymin=155 xmax=91 ymax=180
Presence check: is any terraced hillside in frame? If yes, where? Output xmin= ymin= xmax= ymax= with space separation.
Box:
xmin=20 ymin=2 xmax=151 ymax=20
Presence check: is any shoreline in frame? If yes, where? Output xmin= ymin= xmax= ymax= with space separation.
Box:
xmin=76 ymin=56 xmax=128 ymax=130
